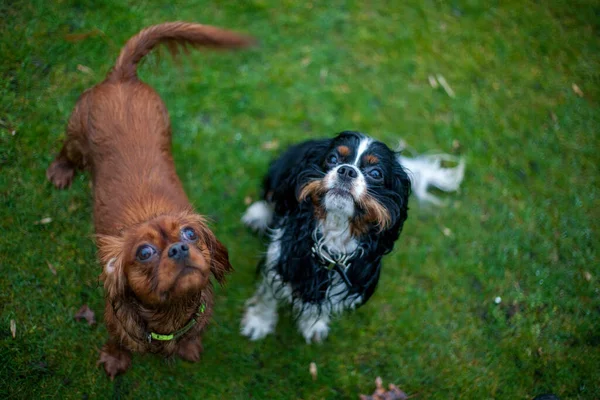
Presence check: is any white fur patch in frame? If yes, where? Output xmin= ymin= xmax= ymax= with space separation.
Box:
xmin=316 ymin=212 xmax=358 ymax=255
xmin=106 ymin=257 xmax=118 ymax=274
xmin=294 ymin=274 xmax=362 ymax=344
xmin=241 ymin=229 xmax=289 ymax=341
xmin=296 ymin=306 xmax=331 ymax=344
xmin=240 ymin=294 xmax=279 ymax=341
xmin=242 ymin=200 xmax=274 ymax=232
xmin=323 ymin=192 xmax=355 ymax=217
xmin=353 ymin=137 xmax=373 ymax=165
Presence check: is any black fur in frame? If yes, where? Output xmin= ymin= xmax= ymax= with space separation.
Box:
xmin=256 ymin=131 xmax=411 ymax=311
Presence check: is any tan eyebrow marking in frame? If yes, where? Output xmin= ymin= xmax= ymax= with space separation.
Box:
xmin=337 ymin=145 xmax=350 ymax=157
xmin=365 ymin=154 xmax=379 ymax=164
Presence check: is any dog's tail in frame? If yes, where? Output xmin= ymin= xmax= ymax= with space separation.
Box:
xmin=107 ymin=22 xmax=254 ymax=82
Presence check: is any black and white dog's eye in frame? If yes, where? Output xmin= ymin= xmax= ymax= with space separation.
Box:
xmin=181 ymin=227 xmax=198 ymax=242
xmin=136 ymin=245 xmax=157 ymax=262
xmin=368 ymin=169 xmax=383 ymax=180
xmin=327 ymin=154 xmax=338 ymax=165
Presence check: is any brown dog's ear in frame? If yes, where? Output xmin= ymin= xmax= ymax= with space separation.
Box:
xmin=208 ymin=237 xmax=233 ymax=286
xmin=187 ymin=214 xmax=234 ymax=285
xmin=96 ymin=235 xmax=127 ymax=299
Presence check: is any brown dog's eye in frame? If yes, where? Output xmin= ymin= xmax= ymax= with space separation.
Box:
xmin=136 ymin=245 xmax=157 ymax=262
xmin=181 ymin=227 xmax=198 ymax=242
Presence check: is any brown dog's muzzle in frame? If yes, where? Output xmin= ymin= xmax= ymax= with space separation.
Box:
xmin=167 ymin=242 xmax=189 ymax=261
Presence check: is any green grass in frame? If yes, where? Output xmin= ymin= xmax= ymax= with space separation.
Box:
xmin=1 ymin=0 xmax=599 ymax=398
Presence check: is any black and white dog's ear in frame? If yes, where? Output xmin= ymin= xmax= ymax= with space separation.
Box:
xmin=264 ymin=138 xmax=333 ymax=209
xmin=392 ymin=159 xmax=412 ymax=215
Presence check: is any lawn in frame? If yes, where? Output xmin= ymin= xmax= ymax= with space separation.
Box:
xmin=1 ymin=0 xmax=599 ymax=399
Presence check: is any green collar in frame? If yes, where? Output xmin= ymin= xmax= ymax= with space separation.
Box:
xmin=147 ymin=303 xmax=206 ymax=342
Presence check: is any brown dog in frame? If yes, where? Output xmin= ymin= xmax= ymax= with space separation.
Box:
xmin=46 ymin=22 xmax=253 ymax=378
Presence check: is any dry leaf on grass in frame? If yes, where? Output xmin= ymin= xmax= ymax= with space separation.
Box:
xmin=452 ymin=139 xmax=461 ymax=151
xmin=10 ymin=320 xmax=16 ymax=338
xmin=64 ymin=28 xmax=103 ymax=43
xmin=428 ymin=75 xmax=438 ymax=88
xmin=261 ymin=140 xmax=280 ymax=151
xmin=74 ymin=305 xmax=96 ymax=326
xmin=244 ymin=196 xmax=253 ymax=206
xmin=47 ymin=261 xmax=57 ymax=275
xmin=436 ymin=74 xmax=455 ymax=98
xmin=359 ymin=377 xmax=408 ymax=400
xmin=571 ymin=83 xmax=584 ymax=97
xmin=77 ymin=64 xmax=93 ymax=75
xmin=34 ymin=217 xmax=52 ymax=225
xmin=309 ymin=362 xmax=317 ymax=381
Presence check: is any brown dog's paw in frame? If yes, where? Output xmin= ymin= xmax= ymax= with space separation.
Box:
xmin=46 ymin=159 xmax=75 ymax=189
xmin=177 ymin=336 xmax=203 ymax=362
xmin=97 ymin=343 xmax=132 ymax=380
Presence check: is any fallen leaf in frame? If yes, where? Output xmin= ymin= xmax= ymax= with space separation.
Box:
xmin=360 ymin=377 xmax=408 ymax=400
xmin=34 ymin=217 xmax=52 ymax=225
xmin=244 ymin=196 xmax=253 ymax=206
xmin=301 ymin=57 xmax=311 ymax=66
xmin=452 ymin=139 xmax=461 ymax=151
xmin=428 ymin=75 xmax=438 ymax=88
xmin=442 ymin=227 xmax=452 ymax=237
xmin=74 ymin=305 xmax=96 ymax=326
xmin=64 ymin=29 xmax=102 ymax=43
xmin=309 ymin=362 xmax=317 ymax=381
xmin=47 ymin=261 xmax=57 ymax=275
xmin=436 ymin=74 xmax=455 ymax=98
xmin=583 ymin=271 xmax=592 ymax=281
xmin=261 ymin=140 xmax=279 ymax=151
xmin=77 ymin=64 xmax=93 ymax=75
xmin=571 ymin=83 xmax=584 ymax=97
xmin=320 ymin=68 xmax=329 ymax=84
xmin=10 ymin=320 xmax=16 ymax=338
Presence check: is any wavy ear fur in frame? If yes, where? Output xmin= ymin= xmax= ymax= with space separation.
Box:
xmin=263 ymin=138 xmax=332 ymax=212
xmin=96 ymin=234 xmax=127 ymax=299
xmin=195 ymin=222 xmax=233 ymax=286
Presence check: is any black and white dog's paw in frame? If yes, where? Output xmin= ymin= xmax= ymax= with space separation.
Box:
xmin=241 ymin=201 xmax=273 ymax=233
xmin=298 ymin=317 xmax=330 ymax=344
xmin=241 ymin=302 xmax=278 ymax=341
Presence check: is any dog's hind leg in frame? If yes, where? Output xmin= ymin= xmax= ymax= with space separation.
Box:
xmin=47 ymin=93 xmax=90 ymax=189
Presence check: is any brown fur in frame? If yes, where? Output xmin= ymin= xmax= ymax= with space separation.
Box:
xmin=46 ymin=22 xmax=253 ymax=379
xmin=352 ymin=195 xmax=391 ymax=235
xmin=365 ymin=154 xmax=379 ymax=165
xmin=337 ymin=145 xmax=351 ymax=157
xmin=298 ymin=179 xmax=390 ymax=234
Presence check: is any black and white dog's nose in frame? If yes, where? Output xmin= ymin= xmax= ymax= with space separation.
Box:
xmin=168 ymin=242 xmax=189 ymax=261
xmin=337 ymin=165 xmax=358 ymax=180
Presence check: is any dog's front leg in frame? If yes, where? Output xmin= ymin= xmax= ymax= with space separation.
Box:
xmin=97 ymin=339 xmax=132 ymax=380
xmin=177 ymin=334 xmax=203 ymax=362
xmin=295 ymin=303 xmax=331 ymax=344
xmin=241 ymin=277 xmax=280 ymax=340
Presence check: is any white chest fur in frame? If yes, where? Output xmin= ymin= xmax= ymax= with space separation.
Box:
xmin=316 ymin=212 xmax=358 ymax=256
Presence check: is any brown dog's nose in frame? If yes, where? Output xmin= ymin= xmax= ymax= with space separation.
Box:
xmin=168 ymin=242 xmax=189 ymax=261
